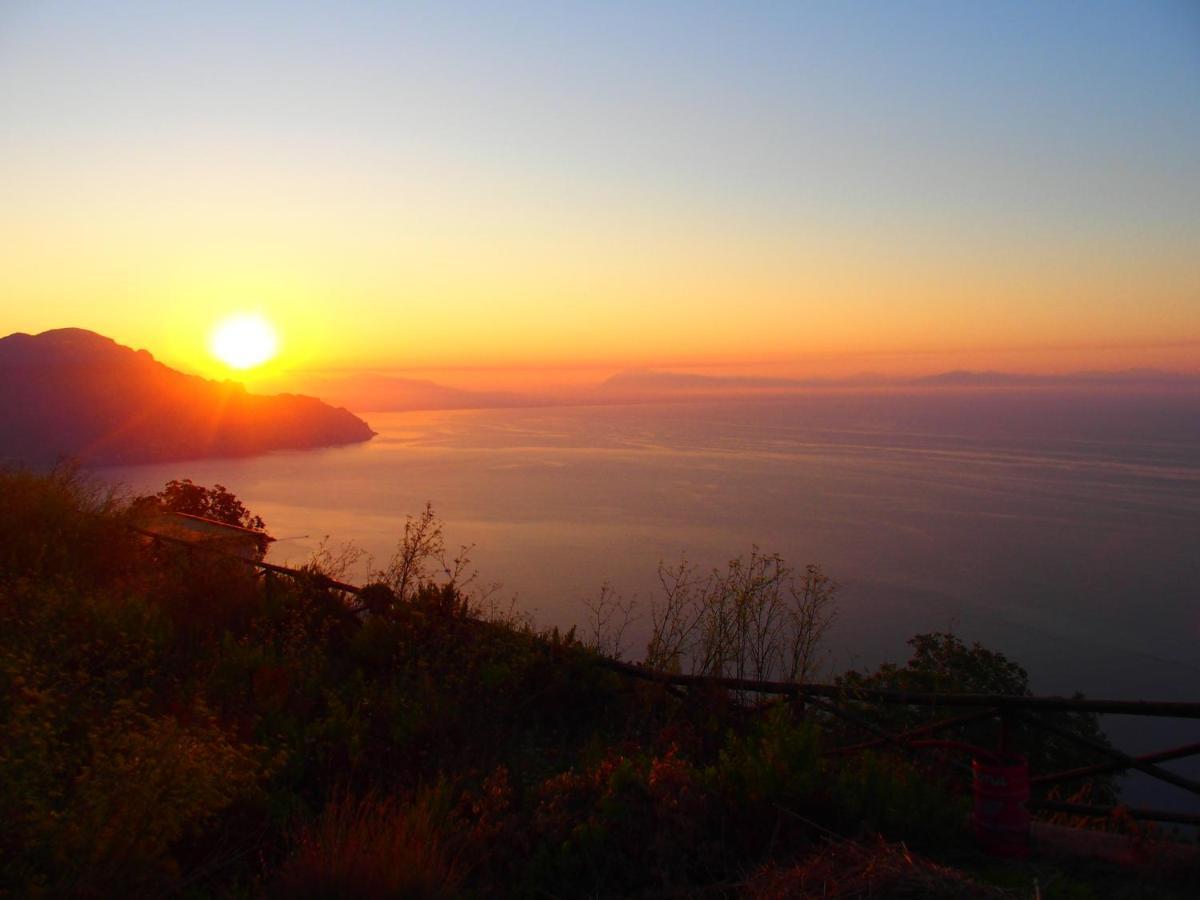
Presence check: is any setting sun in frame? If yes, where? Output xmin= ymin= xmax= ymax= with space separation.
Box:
xmin=209 ymin=313 xmax=279 ymax=370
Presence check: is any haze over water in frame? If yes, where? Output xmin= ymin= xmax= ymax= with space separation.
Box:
xmin=103 ymin=390 xmax=1200 ymax=691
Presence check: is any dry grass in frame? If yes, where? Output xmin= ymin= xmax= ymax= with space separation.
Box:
xmin=745 ymin=838 xmax=1011 ymax=899
xmin=274 ymin=789 xmax=463 ymax=900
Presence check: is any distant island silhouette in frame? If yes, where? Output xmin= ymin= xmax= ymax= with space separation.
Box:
xmin=598 ymin=366 xmax=1200 ymax=398
xmin=0 ymin=328 xmax=375 ymax=465
xmin=255 ymin=365 xmax=1200 ymax=416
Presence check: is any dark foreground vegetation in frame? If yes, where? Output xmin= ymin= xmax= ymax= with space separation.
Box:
xmin=1 ymin=467 xmax=1195 ymax=898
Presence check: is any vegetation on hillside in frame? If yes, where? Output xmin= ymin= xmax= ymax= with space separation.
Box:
xmin=0 ymin=466 xmax=1192 ymax=898
xmin=132 ymin=478 xmax=268 ymax=533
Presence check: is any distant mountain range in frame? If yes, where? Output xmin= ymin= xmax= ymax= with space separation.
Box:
xmin=287 ymin=365 xmax=1200 ymax=415
xmin=599 ymin=367 xmax=1200 ymax=396
xmin=0 ymin=329 xmax=375 ymax=465
xmin=260 ymin=371 xmax=538 ymax=413
xmin=909 ymin=368 xmax=1200 ymax=387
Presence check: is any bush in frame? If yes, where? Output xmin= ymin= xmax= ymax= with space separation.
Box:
xmin=528 ymin=744 xmax=715 ymax=895
xmin=1 ymin=692 xmax=264 ymax=895
xmin=0 ymin=464 xmax=138 ymax=586
xmin=837 ymin=633 xmax=1117 ymax=804
xmin=132 ymin=478 xmax=267 ymax=547
xmin=711 ymin=704 xmax=823 ymax=809
xmin=644 ymin=550 xmax=836 ymax=683
xmin=829 ymin=751 xmax=968 ymax=850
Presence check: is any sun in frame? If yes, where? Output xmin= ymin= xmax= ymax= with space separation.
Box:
xmin=209 ymin=313 xmax=280 ymax=370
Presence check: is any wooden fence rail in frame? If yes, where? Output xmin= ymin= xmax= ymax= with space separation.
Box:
xmin=591 ymin=657 xmax=1200 ymax=719
xmin=592 ymin=660 xmax=1200 ymax=826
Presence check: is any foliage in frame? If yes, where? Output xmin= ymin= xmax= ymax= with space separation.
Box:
xmin=828 ymin=751 xmax=969 ymax=849
xmin=711 ymin=705 xmax=823 ymax=809
xmin=0 ymin=571 xmax=264 ymax=895
xmin=373 ymin=501 xmax=487 ymax=603
xmin=644 ymin=549 xmax=837 ymax=683
xmin=842 ymin=632 xmax=1029 ymax=695
xmin=133 ymin=477 xmax=267 ymax=531
xmin=582 ymin=580 xmax=639 ymax=660
xmin=1 ymin=469 xmax=1156 ymax=899
xmin=304 ymin=536 xmax=366 ymax=583
xmin=0 ymin=463 xmax=136 ymax=585
xmin=838 ymin=633 xmax=1119 ymax=803
xmin=528 ymin=743 xmax=718 ymax=893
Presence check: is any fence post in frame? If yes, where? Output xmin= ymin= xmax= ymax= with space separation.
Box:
xmin=997 ymin=707 xmax=1012 ymax=756
xmin=973 ymin=752 xmax=1030 ymax=858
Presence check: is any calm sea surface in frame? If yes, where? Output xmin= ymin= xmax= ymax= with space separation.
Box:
xmin=101 ymin=391 xmax=1200 ymax=808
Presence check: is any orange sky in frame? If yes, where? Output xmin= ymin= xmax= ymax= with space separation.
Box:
xmin=1 ymin=3 xmax=1197 ymax=391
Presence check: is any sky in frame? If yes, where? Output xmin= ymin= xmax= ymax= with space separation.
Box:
xmin=1 ymin=1 xmax=1198 ymax=388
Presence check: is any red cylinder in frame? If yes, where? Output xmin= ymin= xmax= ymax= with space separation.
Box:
xmin=973 ymin=755 xmax=1030 ymax=858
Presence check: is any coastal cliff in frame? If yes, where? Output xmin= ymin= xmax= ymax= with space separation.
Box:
xmin=0 ymin=328 xmax=375 ymax=464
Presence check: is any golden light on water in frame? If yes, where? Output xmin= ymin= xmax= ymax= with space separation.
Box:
xmin=209 ymin=313 xmax=280 ymax=370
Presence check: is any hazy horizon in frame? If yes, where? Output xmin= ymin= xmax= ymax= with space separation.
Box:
xmin=17 ymin=324 xmax=1200 ymax=418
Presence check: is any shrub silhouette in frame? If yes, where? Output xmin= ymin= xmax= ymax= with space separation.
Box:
xmin=837 ymin=633 xmax=1118 ymax=803
xmin=133 ymin=478 xmax=266 ymax=531
xmin=644 ymin=549 xmax=836 ymax=683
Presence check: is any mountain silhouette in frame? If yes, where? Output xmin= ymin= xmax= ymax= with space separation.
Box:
xmin=600 ymin=366 xmax=1199 ymax=397
xmin=0 ymin=328 xmax=375 ymax=464
xmin=258 ymin=371 xmax=537 ymax=413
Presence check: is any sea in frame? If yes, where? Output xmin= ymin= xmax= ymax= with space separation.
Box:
xmin=100 ymin=389 xmax=1200 ymax=813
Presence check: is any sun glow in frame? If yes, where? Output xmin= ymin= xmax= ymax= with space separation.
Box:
xmin=209 ymin=313 xmax=280 ymax=370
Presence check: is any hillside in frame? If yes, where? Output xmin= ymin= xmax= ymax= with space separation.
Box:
xmin=0 ymin=329 xmax=375 ymax=464
xmin=1 ymin=470 xmax=1194 ymax=898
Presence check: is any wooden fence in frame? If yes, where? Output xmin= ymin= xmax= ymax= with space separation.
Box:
xmin=135 ymin=525 xmax=1200 ymax=828
xmin=592 ymin=657 xmax=1200 ymax=827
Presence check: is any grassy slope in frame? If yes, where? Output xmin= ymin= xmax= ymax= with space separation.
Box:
xmin=0 ymin=468 xmax=1194 ymax=898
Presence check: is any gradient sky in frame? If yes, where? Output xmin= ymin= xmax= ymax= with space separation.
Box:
xmin=2 ymin=1 xmax=1198 ymax=385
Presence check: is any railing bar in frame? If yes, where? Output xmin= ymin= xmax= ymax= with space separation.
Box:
xmin=808 ymin=696 xmax=975 ymax=776
xmin=129 ymin=524 xmax=362 ymax=594
xmin=1032 ymin=741 xmax=1200 ymax=787
xmin=1013 ymin=710 xmax=1200 ymax=797
xmin=828 ymin=709 xmax=996 ymax=756
xmin=808 ymin=696 xmax=908 ymax=750
xmin=593 ymin=658 xmax=1200 ymax=718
